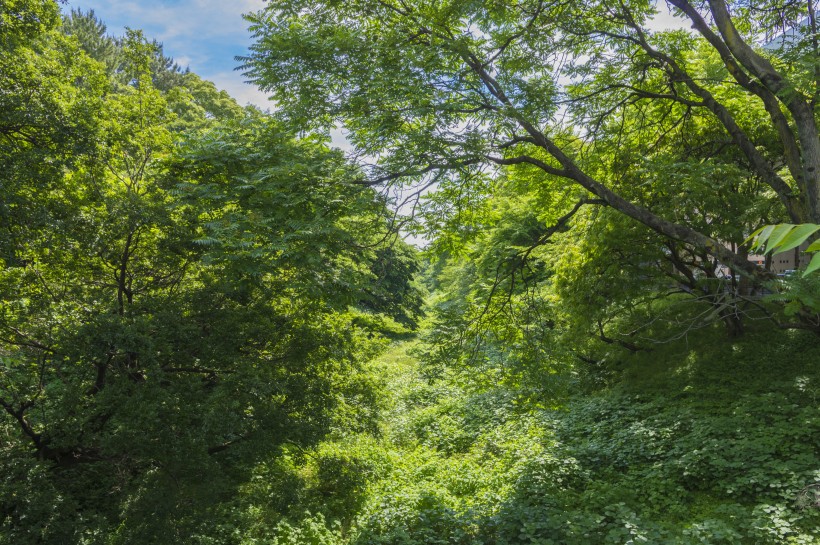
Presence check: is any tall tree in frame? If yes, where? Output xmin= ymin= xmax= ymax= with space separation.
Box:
xmin=0 ymin=12 xmax=415 ymax=542
xmin=242 ymin=0 xmax=820 ymax=283
xmin=1 ymin=0 xmax=106 ymax=266
xmin=61 ymin=8 xmax=119 ymax=73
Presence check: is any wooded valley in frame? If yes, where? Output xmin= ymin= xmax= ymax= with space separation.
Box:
xmin=1 ymin=1 xmax=819 ymax=543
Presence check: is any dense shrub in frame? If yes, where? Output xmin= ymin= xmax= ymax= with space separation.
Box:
xmin=346 ymin=328 xmax=820 ymax=545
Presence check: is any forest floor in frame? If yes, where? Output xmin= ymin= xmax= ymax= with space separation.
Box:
xmin=318 ymin=327 xmax=820 ymax=544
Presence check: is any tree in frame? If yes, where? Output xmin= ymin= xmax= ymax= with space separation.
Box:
xmin=61 ymin=8 xmax=120 ymax=73
xmin=242 ymin=0 xmax=820 ymax=286
xmin=1 ymin=1 xmax=107 ymax=269
xmin=359 ymin=241 xmax=425 ymax=328
xmin=0 ymin=12 xmax=415 ymax=542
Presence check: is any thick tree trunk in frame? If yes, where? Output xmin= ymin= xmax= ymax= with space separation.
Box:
xmin=675 ymin=0 xmax=820 ymax=223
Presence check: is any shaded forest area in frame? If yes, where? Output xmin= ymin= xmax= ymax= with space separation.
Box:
xmin=1 ymin=1 xmax=819 ymax=543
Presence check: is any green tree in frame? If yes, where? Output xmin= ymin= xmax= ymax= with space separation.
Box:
xmin=359 ymin=241 xmax=424 ymax=328
xmin=1 ymin=0 xmax=106 ymax=265
xmin=242 ymin=0 xmax=820 ymax=286
xmin=0 ymin=13 xmax=415 ymax=542
xmin=61 ymin=8 xmax=119 ymax=73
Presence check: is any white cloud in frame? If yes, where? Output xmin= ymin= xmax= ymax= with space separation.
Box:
xmin=174 ymin=55 xmax=193 ymax=67
xmin=329 ymin=127 xmax=354 ymax=152
xmin=87 ymin=0 xmax=264 ymax=41
xmin=207 ymin=71 xmax=271 ymax=109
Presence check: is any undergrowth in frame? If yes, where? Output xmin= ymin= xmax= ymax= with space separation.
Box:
xmin=234 ymin=327 xmax=820 ymax=545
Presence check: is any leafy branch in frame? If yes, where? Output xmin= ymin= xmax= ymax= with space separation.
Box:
xmin=745 ymin=223 xmax=820 ymax=275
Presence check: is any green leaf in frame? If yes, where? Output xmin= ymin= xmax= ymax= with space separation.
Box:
xmin=803 ymin=253 xmax=820 ymax=276
xmin=775 ymin=224 xmax=820 ymax=253
xmin=763 ymin=224 xmax=796 ymax=253
xmin=743 ymin=225 xmax=767 ymax=247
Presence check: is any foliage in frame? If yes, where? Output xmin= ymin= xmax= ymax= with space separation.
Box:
xmin=345 ymin=328 xmax=820 ymax=545
xmin=747 ymin=223 xmax=820 ymax=275
xmin=61 ymin=8 xmax=119 ymax=73
xmin=0 ymin=7 xmax=421 ymax=543
xmin=1 ymin=1 xmax=106 ymax=267
xmin=358 ymin=242 xmax=425 ymax=329
xmin=269 ymin=513 xmax=343 ymax=545
xmin=243 ymin=0 xmax=820 ymax=290
xmin=4 ymin=3 xmax=820 ymax=544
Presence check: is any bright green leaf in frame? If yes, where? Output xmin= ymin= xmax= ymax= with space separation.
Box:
xmin=775 ymin=224 xmax=820 ymax=253
xmin=763 ymin=224 xmax=796 ymax=253
xmin=803 ymin=253 xmax=820 ymax=276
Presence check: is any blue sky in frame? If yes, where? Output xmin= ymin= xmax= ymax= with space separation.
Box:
xmin=63 ymin=0 xmax=271 ymax=108
xmin=61 ymin=1 xmax=689 ymax=112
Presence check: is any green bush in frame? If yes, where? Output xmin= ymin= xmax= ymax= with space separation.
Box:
xmin=345 ymin=327 xmax=820 ymax=545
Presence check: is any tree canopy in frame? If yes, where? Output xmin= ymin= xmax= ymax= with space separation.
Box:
xmin=2 ymin=1 xmax=819 ymax=543
xmin=0 ymin=4 xmax=421 ymax=541
xmin=243 ymin=0 xmax=820 ymax=275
